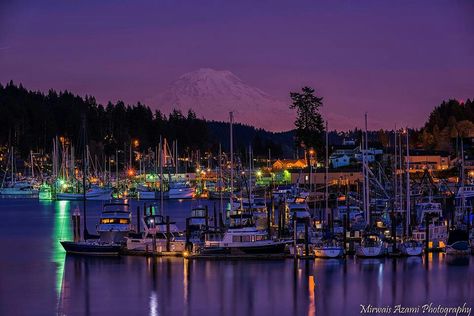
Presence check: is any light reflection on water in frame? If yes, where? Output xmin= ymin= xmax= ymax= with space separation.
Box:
xmin=0 ymin=199 xmax=473 ymax=316
xmin=52 ymin=200 xmax=72 ymax=298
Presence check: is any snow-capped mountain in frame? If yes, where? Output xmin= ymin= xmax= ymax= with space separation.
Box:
xmin=152 ymin=68 xmax=293 ymax=131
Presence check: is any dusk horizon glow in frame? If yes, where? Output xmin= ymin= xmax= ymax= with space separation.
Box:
xmin=1 ymin=0 xmax=473 ymax=131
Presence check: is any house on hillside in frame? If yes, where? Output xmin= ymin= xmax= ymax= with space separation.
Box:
xmin=272 ymin=159 xmax=307 ymax=170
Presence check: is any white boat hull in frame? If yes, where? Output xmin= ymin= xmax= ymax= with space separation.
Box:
xmin=314 ymin=247 xmax=344 ymax=258
xmin=400 ymin=245 xmax=423 ymax=256
xmin=356 ymin=245 xmax=384 ymax=258
xmin=57 ymin=189 xmax=112 ymax=201
xmin=168 ymin=188 xmax=194 ymax=199
xmin=137 ymin=191 xmax=158 ymax=200
xmin=0 ymin=188 xmax=38 ymax=196
xmin=98 ymin=231 xmax=129 ymax=244
xmin=126 ymin=238 xmax=186 ymax=252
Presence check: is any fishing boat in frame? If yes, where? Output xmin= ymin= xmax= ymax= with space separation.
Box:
xmin=188 ymin=205 xmax=209 ymax=242
xmin=38 ymin=183 xmax=53 ymax=200
xmin=445 ymin=229 xmax=470 ymax=255
xmin=233 ymin=196 xmax=269 ymax=230
xmin=288 ymin=199 xmax=317 ymax=243
xmin=356 ymin=232 xmax=385 ymax=258
xmin=125 ymin=213 xmax=185 ymax=252
xmin=201 ymin=210 xmax=287 ymax=255
xmin=96 ymin=203 xmax=133 ymax=243
xmin=399 ymin=239 xmax=423 ymax=256
xmin=411 ymin=202 xmax=447 ymax=251
xmin=314 ymin=239 xmax=345 ymax=258
xmin=168 ymin=181 xmax=194 ymax=199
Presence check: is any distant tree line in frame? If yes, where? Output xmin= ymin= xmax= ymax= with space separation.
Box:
xmin=420 ymin=99 xmax=474 ymax=152
xmin=0 ymin=81 xmax=288 ymax=159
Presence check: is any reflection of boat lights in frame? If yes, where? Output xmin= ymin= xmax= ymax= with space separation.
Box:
xmin=149 ymin=292 xmax=158 ymax=316
xmin=53 ymin=200 xmax=71 ymax=300
xmin=308 ymin=276 xmax=315 ymax=316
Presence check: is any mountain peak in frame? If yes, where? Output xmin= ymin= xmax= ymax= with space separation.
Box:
xmin=151 ymin=68 xmax=293 ymax=131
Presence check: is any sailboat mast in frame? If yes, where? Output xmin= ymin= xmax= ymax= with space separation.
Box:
xmin=461 ymin=138 xmax=465 ymax=223
xmin=230 ymin=112 xmax=234 ymax=206
xmin=364 ymin=113 xmax=370 ymax=225
xmin=249 ymin=145 xmax=252 ymax=202
xmin=30 ymin=150 xmax=34 ymax=178
xmin=394 ymin=126 xmax=397 ymax=209
xmin=81 ymin=115 xmax=88 ymax=237
xmin=159 ymin=136 xmax=164 ymax=215
xmin=325 ymin=121 xmax=329 ymax=220
xmin=405 ymin=128 xmax=410 ymax=232
xmin=11 ymin=147 xmax=14 ymax=184
xmin=219 ymin=143 xmax=223 ymax=214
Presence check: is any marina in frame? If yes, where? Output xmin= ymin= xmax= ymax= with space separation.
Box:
xmin=1 ymin=1 xmax=474 ymax=315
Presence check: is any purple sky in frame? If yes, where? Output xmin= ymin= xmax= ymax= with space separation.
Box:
xmin=0 ymin=0 xmax=473 ymax=131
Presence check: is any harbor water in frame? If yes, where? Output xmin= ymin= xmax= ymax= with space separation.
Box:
xmin=0 ymin=199 xmax=473 ymax=316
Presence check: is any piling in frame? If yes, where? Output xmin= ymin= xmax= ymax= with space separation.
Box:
xmin=213 ymin=203 xmax=218 ymax=229
xmin=282 ymin=202 xmax=286 ymax=233
xmin=293 ymin=214 xmax=297 ymax=259
xmin=390 ymin=211 xmax=396 ymax=253
xmin=343 ymin=214 xmax=347 ymax=252
xmin=271 ymin=193 xmax=275 ymax=226
xmin=450 ymin=198 xmax=455 ymax=230
xmin=304 ymin=219 xmax=309 ymax=256
xmin=277 ymin=204 xmax=282 ymax=238
xmin=402 ymin=213 xmax=406 ymax=238
xmin=267 ymin=200 xmax=271 ymax=235
xmin=136 ymin=206 xmax=141 ymax=233
xmin=219 ymin=210 xmax=224 ymax=228
xmin=330 ymin=210 xmax=334 ymax=235
xmin=424 ymin=215 xmax=430 ymax=253
xmin=166 ymin=216 xmax=171 ymax=252
xmin=467 ymin=208 xmax=471 ymax=235
xmin=72 ymin=207 xmax=81 ymax=242
xmin=185 ymin=218 xmax=191 ymax=252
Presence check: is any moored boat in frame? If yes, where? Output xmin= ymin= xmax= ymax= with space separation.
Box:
xmin=399 ymin=239 xmax=423 ymax=256
xmin=60 ymin=241 xmax=122 ymax=256
xmin=168 ymin=181 xmax=194 ymax=199
xmin=356 ymin=232 xmax=385 ymax=258
xmin=445 ymin=229 xmax=470 ymax=255
xmin=201 ymin=210 xmax=287 ymax=255
xmin=96 ymin=203 xmax=132 ymax=243
xmin=57 ymin=186 xmax=112 ymax=201
xmin=314 ymin=239 xmax=345 ymax=258
xmin=125 ymin=213 xmax=185 ymax=253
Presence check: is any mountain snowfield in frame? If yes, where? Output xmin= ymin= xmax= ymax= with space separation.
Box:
xmin=151 ymin=68 xmax=294 ymax=131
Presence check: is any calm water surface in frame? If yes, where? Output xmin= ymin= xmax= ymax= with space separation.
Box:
xmin=0 ymin=199 xmax=472 ymax=316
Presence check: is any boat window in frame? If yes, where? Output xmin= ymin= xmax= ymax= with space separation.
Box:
xmin=241 ymin=235 xmax=251 ymax=242
xmin=232 ymin=236 xmax=241 ymax=242
xmin=100 ymin=218 xmax=130 ymax=224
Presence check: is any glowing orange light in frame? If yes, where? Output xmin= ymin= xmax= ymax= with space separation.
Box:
xmin=127 ymin=169 xmax=135 ymax=176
